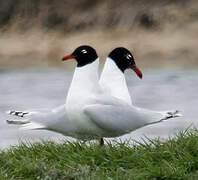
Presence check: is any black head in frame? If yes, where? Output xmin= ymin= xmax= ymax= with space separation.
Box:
xmin=108 ymin=47 xmax=142 ymax=78
xmin=62 ymin=45 xmax=98 ymax=67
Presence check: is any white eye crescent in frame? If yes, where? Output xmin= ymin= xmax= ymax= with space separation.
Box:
xmin=126 ymin=54 xmax=131 ymax=60
xmin=82 ymin=50 xmax=87 ymax=54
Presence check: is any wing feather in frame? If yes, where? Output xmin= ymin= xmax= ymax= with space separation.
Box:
xmin=84 ymin=96 xmax=168 ymax=135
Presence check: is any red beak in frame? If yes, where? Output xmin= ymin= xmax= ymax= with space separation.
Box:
xmin=131 ymin=65 xmax=143 ymax=79
xmin=62 ymin=54 xmax=74 ymax=61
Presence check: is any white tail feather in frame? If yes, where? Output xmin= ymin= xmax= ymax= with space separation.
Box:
xmin=20 ymin=122 xmax=46 ymax=130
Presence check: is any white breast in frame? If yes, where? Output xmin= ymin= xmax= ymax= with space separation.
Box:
xmin=99 ymin=57 xmax=132 ymax=105
xmin=65 ymin=59 xmax=104 ymax=138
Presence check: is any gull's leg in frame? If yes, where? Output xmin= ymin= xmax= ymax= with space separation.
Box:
xmin=100 ymin=138 xmax=104 ymax=146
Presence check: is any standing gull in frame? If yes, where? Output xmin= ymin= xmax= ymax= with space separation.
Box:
xmin=6 ymin=46 xmax=181 ymax=145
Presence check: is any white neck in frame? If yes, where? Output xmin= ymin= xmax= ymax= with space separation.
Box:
xmin=66 ymin=58 xmax=100 ymax=103
xmin=100 ymin=57 xmax=132 ymax=105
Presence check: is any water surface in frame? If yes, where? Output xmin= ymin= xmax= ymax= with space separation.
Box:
xmin=0 ymin=68 xmax=197 ymax=149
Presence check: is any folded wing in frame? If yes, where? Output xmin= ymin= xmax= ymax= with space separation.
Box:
xmin=84 ymin=96 xmax=180 ymax=136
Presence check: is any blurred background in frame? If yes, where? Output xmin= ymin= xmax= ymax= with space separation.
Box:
xmin=0 ymin=0 xmax=198 ymax=149
xmin=0 ymin=0 xmax=198 ymax=68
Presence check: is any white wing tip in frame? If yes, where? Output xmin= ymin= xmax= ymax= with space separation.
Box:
xmin=169 ymin=110 xmax=183 ymax=118
xmin=161 ymin=110 xmax=183 ymax=121
xmin=6 ymin=119 xmax=30 ymax=125
xmin=6 ymin=110 xmax=13 ymax=115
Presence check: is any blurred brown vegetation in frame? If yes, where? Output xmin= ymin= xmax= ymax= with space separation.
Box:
xmin=1 ymin=0 xmax=197 ymax=32
xmin=0 ymin=0 xmax=198 ymax=69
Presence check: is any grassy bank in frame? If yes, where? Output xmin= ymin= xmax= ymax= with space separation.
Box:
xmin=1 ymin=131 xmax=198 ymax=180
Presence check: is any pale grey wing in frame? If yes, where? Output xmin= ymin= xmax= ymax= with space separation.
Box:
xmin=21 ymin=105 xmax=78 ymax=133
xmin=7 ymin=105 xmax=66 ymax=126
xmin=39 ymin=105 xmax=78 ymax=134
xmin=84 ymin=98 xmax=169 ymax=134
xmin=6 ymin=108 xmax=51 ymax=124
xmin=7 ymin=105 xmax=78 ymax=135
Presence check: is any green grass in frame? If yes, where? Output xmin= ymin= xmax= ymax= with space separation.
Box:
xmin=1 ymin=130 xmax=198 ymax=180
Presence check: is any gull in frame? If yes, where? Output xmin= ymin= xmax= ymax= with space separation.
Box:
xmin=6 ymin=46 xmax=181 ymax=145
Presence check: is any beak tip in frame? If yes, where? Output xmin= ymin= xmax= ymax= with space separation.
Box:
xmin=62 ymin=54 xmax=74 ymax=61
xmin=131 ymin=65 xmax=143 ymax=79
